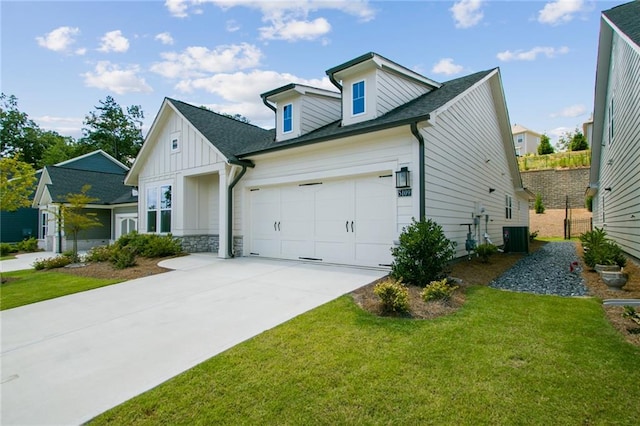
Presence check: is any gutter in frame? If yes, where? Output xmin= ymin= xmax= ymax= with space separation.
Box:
xmin=227 ymin=158 xmax=255 ymax=257
xmin=410 ymin=121 xmax=427 ymax=221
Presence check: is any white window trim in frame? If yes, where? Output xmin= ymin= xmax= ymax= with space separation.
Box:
xmin=170 ymin=131 xmax=181 ymax=153
xmin=283 ymin=103 xmax=293 ymax=134
xmin=352 ymin=80 xmax=366 ymax=116
xmin=145 ymin=182 xmax=173 ymax=234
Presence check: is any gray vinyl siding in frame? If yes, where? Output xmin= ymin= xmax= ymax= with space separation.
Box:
xmin=376 ymin=69 xmax=432 ymax=117
xmin=593 ymin=31 xmax=640 ymax=258
xmin=423 ymin=77 xmax=528 ymax=258
xmin=300 ymin=95 xmax=341 ymax=135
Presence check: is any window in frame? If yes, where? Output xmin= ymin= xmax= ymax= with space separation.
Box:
xmin=170 ymin=131 xmax=180 ymax=152
xmin=147 ymin=185 xmax=172 ymax=233
xmin=40 ymin=212 xmax=48 ymax=239
xmin=505 ymin=195 xmax=512 ymax=219
xmin=283 ymin=104 xmax=292 ymax=133
xmin=352 ymin=80 xmax=365 ymax=115
xmin=608 ymin=97 xmax=614 ymax=144
xmin=517 ymin=135 xmax=524 ymax=144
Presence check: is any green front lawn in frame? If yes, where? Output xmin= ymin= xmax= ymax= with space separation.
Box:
xmin=92 ymin=287 xmax=640 ymax=425
xmin=1 ymin=269 xmax=122 ymax=310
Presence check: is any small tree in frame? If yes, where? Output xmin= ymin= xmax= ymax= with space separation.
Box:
xmin=534 ymin=193 xmax=545 ymax=214
xmin=537 ymin=134 xmax=554 ymax=155
xmin=569 ymin=129 xmax=589 ymax=151
xmin=390 ymin=219 xmax=455 ymax=287
xmin=56 ymin=185 xmax=102 ymax=262
xmin=0 ymin=156 xmax=36 ymax=211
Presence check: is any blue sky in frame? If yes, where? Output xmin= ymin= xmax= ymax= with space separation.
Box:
xmin=1 ymin=0 xmax=628 ymax=145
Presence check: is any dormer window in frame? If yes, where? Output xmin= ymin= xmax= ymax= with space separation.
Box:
xmin=352 ymin=80 xmax=365 ymax=115
xmin=283 ymin=104 xmax=293 ymax=133
xmin=170 ymin=131 xmax=180 ymax=153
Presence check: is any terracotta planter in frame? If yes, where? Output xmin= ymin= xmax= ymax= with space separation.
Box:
xmin=595 ymin=264 xmax=621 ymax=273
xmin=600 ymin=271 xmax=629 ymax=291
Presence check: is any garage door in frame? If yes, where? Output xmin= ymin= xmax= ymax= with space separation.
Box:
xmin=249 ymin=174 xmax=394 ymax=267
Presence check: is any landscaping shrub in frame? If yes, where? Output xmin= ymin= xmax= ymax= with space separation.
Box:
xmin=534 ymin=193 xmax=545 ymax=214
xmin=110 ymin=246 xmax=137 ymax=269
xmin=421 ymin=278 xmax=458 ymax=302
xmin=529 ymin=230 xmax=539 ymax=242
xmin=373 ymin=279 xmax=409 ymax=314
xmin=585 ymin=195 xmax=593 ymax=212
xmin=580 ymin=227 xmax=607 ymax=251
xmin=33 ymin=255 xmax=72 ymax=270
xmin=0 ymin=243 xmax=18 ymax=256
xmin=476 ymin=243 xmax=498 ymax=263
xmin=390 ymin=218 xmax=455 ymax=287
xmin=114 ymin=231 xmax=182 ymax=258
xmin=16 ymin=237 xmax=38 ymax=252
xmin=583 ymin=240 xmax=626 ymax=268
xmin=86 ymin=245 xmax=113 ymax=262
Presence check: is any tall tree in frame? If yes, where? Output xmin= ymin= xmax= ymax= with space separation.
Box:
xmin=0 ymin=156 xmax=37 ymax=211
xmin=537 ymin=134 xmax=555 ymax=155
xmin=80 ymin=96 xmax=144 ymax=166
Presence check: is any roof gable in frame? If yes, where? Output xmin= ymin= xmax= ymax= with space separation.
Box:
xmin=55 ymin=149 xmax=128 ymax=174
xmin=603 ymin=1 xmax=640 ymax=48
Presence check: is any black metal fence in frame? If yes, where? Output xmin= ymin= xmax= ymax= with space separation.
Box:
xmin=564 ymin=217 xmax=593 ymax=239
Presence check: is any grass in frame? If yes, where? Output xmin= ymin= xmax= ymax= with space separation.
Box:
xmin=1 ymin=269 xmax=122 ymax=310
xmin=91 ymin=286 xmax=640 ymax=425
xmin=536 ymin=236 xmax=579 ymax=242
xmin=518 ymin=150 xmax=591 ymax=171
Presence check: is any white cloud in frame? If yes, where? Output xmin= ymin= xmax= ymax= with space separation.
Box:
xmin=155 ymin=32 xmax=174 ymax=45
xmin=450 ymin=0 xmax=484 ymax=29
xmin=82 ymin=61 xmax=153 ymax=94
xmin=431 ymin=58 xmax=463 ymax=75
xmin=226 ymin=19 xmax=241 ymax=32
xmin=538 ymin=0 xmax=586 ymax=25
xmin=151 ymin=43 xmax=262 ymax=79
xmin=166 ymin=1 xmax=375 ymax=41
xmin=260 ymin=17 xmax=331 ymax=41
xmin=497 ymin=46 xmax=569 ymax=61
xmin=98 ymin=30 xmax=130 ymax=53
xmin=36 ymin=26 xmax=83 ymax=54
xmin=550 ymin=104 xmax=586 ymax=118
xmin=33 ymin=115 xmax=84 ymax=138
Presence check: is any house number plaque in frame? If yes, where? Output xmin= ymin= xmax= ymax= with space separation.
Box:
xmin=397 ymin=188 xmax=412 ymax=197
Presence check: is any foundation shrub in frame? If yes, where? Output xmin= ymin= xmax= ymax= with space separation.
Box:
xmin=421 ymin=278 xmax=458 ymax=302
xmin=373 ymin=279 xmax=409 ymax=314
xmin=476 ymin=243 xmax=498 ymax=263
xmin=86 ymin=245 xmax=114 ymax=262
xmin=16 ymin=237 xmax=38 ymax=252
xmin=111 ymin=246 xmax=137 ymax=269
xmin=33 ymin=255 xmax=72 ymax=270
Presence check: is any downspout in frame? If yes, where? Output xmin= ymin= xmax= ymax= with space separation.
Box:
xmin=261 ymin=95 xmax=276 ymax=113
xmin=227 ymin=158 xmax=255 ymax=258
xmin=328 ymin=73 xmax=342 ymax=91
xmin=410 ymin=120 xmax=428 ymax=221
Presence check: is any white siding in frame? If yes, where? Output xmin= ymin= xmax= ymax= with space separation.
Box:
xmin=592 ymin=31 xmax=640 ymax=258
xmin=376 ymin=69 xmax=432 ymax=117
xmin=423 ymin=77 xmax=528 ymax=258
xmin=300 ymin=95 xmax=341 ymax=135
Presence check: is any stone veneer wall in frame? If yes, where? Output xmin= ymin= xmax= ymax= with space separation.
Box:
xmin=176 ymin=234 xmax=244 ymax=257
xmin=520 ymin=167 xmax=590 ymax=210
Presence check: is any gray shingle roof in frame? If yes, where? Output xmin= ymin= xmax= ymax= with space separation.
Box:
xmin=45 ymin=166 xmax=136 ymax=205
xmin=167 ymin=98 xmax=275 ymax=160
xmin=236 ymin=69 xmax=493 ymax=157
xmin=604 ymin=1 xmax=640 ymax=47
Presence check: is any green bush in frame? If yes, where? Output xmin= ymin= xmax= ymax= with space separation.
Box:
xmin=16 ymin=237 xmax=38 ymax=252
xmin=86 ymin=245 xmax=113 ymax=262
xmin=114 ymin=231 xmax=182 ymax=258
xmin=580 ymin=227 xmax=607 ymax=251
xmin=373 ymin=279 xmax=409 ymax=314
xmin=529 ymin=230 xmax=539 ymax=242
xmin=390 ymin=219 xmax=455 ymax=287
xmin=534 ymin=193 xmax=545 ymax=214
xmin=476 ymin=243 xmax=498 ymax=263
xmin=1 ymin=243 xmax=18 ymax=256
xmin=33 ymin=255 xmax=72 ymax=270
xmin=585 ymin=195 xmax=593 ymax=212
xmin=421 ymin=278 xmax=458 ymax=303
xmin=110 ymin=246 xmax=137 ymax=269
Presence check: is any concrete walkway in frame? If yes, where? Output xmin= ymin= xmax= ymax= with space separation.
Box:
xmin=1 ymin=255 xmax=385 ymax=425
xmin=0 ymin=251 xmax=57 ymax=273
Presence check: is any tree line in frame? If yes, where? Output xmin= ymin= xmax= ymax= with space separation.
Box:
xmin=537 ymin=129 xmax=589 ymax=155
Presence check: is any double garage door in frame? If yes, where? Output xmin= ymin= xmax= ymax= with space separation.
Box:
xmin=249 ymin=174 xmax=395 ymax=267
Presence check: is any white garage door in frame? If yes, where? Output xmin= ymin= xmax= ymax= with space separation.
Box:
xmin=249 ymin=174 xmax=394 ymax=267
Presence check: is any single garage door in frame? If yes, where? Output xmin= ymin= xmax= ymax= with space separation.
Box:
xmin=249 ymin=174 xmax=394 ymax=267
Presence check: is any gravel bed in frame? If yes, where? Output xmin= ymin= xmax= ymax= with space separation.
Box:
xmin=490 ymin=241 xmax=589 ymax=297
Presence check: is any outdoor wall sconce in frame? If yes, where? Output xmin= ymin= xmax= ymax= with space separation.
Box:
xmin=605 ymin=187 xmax=612 ymax=192
xmin=395 ymin=167 xmax=410 ymax=188
xmin=489 ymin=188 xmax=496 ymax=193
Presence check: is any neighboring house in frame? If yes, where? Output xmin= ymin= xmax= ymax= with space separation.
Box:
xmin=0 ymin=170 xmax=41 ymax=243
xmin=32 ymin=150 xmax=138 ymax=252
xmin=511 ymin=124 xmax=542 ymax=156
xmin=126 ymin=52 xmax=530 ymax=268
xmin=583 ymin=115 xmax=594 ymax=147
xmin=587 ymin=1 xmax=640 ymax=259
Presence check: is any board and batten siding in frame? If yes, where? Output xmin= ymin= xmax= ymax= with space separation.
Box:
xmin=237 ymin=127 xmax=417 ymax=244
xmin=592 ymin=31 xmax=640 ymax=258
xmin=423 ymin=76 xmax=528 ymax=258
xmin=300 ymin=95 xmax=341 ymax=135
xmin=376 ymin=69 xmax=432 ymax=117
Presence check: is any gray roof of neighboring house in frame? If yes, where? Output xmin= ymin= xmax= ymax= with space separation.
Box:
xmin=236 ymin=69 xmax=494 ymax=157
xmin=603 ymin=1 xmax=640 ymax=47
xmin=167 ymin=98 xmax=275 ymax=160
xmin=45 ymin=166 xmax=136 ymax=205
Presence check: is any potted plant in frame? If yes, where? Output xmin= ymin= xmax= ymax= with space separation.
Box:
xmin=600 ymin=270 xmax=629 ymax=291
xmin=593 ymin=241 xmax=627 ymax=272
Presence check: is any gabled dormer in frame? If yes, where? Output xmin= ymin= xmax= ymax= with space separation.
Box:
xmin=326 ymin=52 xmax=442 ymax=126
xmin=261 ymin=84 xmax=341 ymax=142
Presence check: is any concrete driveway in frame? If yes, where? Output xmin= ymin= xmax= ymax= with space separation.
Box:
xmin=1 ymin=255 xmax=385 ymax=425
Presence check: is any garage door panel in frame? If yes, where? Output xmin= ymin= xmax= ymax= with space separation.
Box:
xmin=315 ymin=241 xmax=354 ymax=262
xmin=355 ymin=243 xmax=393 ymax=266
